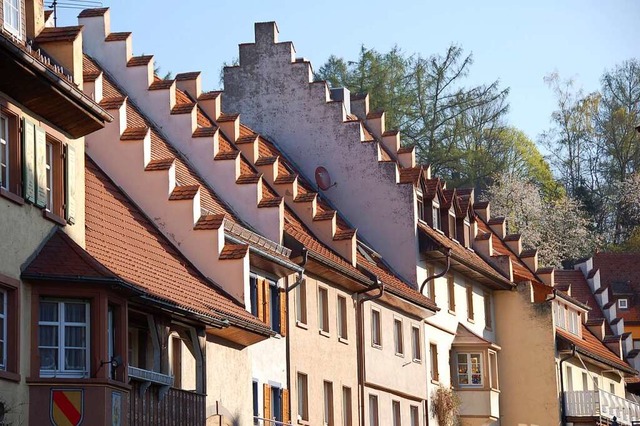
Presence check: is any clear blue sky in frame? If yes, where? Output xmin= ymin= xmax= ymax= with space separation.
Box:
xmin=56 ymin=0 xmax=639 ymax=142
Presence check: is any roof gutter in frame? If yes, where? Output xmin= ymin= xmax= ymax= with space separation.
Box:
xmin=0 ymin=34 xmax=112 ymax=124
xmin=226 ymin=234 xmax=303 ymax=273
xmin=20 ymin=273 xmax=143 ymax=294
xmin=138 ymin=294 xmax=229 ymax=329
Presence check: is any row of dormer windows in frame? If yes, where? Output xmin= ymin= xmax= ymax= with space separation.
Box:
xmin=416 ymin=191 xmax=472 ymax=247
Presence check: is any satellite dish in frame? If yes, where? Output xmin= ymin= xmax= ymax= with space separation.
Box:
xmin=315 ymin=166 xmax=335 ymax=191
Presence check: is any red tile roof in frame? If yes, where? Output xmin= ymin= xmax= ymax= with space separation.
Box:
xmin=84 ymin=157 xmax=272 ymax=334
xmin=593 ymin=253 xmax=640 ymax=324
xmin=127 ymin=55 xmax=153 ymax=67
xmin=36 ymin=26 xmax=83 ymax=43
xmin=78 ymin=7 xmax=109 ymax=18
xmin=555 ymin=270 xmax=611 ymax=331
xmin=557 ymin=325 xmax=636 ymax=374
xmin=105 ymin=32 xmax=130 ymax=42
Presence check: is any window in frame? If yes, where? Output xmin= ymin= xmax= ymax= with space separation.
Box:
xmin=567 ymin=309 xmax=579 ymax=335
xmin=448 ymin=211 xmax=456 ymax=239
xmin=410 ymin=405 xmax=419 ymax=426
xmin=610 ymin=383 xmax=615 ymax=394
xmin=593 ymin=376 xmax=599 ymax=390
xmin=488 ymin=351 xmax=498 ymax=390
xmin=269 ymin=283 xmax=281 ymax=334
xmin=324 ymin=381 xmax=334 ymax=426
xmin=432 ymin=201 xmax=440 ymax=230
xmin=368 ymin=395 xmax=379 ymax=426
xmin=457 ymin=353 xmax=482 ymax=386
xmin=342 ymin=387 xmax=352 ymax=426
xmin=463 ymin=219 xmax=471 ymax=248
xmin=618 ymin=298 xmax=628 ymax=309
xmin=171 ymin=336 xmax=182 ymax=388
xmin=556 ymin=302 xmax=565 ymax=329
xmin=392 ymin=400 xmax=401 ymax=426
xmin=371 ymin=309 xmax=381 ymax=347
xmin=411 ymin=326 xmax=421 ymax=362
xmin=582 ymin=372 xmax=589 ymax=391
xmin=271 ymin=386 xmax=283 ymax=423
xmin=45 ymin=142 xmax=53 ymax=211
xmin=0 ymin=115 xmax=8 ymax=189
xmin=297 ymin=373 xmax=309 ymax=421
xmin=252 ymin=381 xmax=259 ymax=425
xmin=3 ymin=0 xmax=21 ymax=38
xmin=447 ymin=275 xmax=455 ymax=312
xmin=484 ymin=291 xmax=492 ymax=330
xmin=0 ymin=290 xmax=5 ymax=370
xmin=416 ymin=193 xmax=424 ymax=222
xmin=296 ymin=279 xmax=307 ymax=324
xmin=566 ymin=366 xmax=573 ymax=391
xmin=319 ymin=287 xmax=329 ymax=333
xmin=250 ymin=275 xmax=259 ymax=316
xmin=466 ymin=285 xmax=474 ymax=321
xmin=430 ymin=343 xmax=439 ymax=381
xmin=337 ymin=295 xmax=348 ymax=340
xmin=39 ymin=300 xmax=89 ymax=377
xmin=394 ymin=319 xmax=403 ymax=355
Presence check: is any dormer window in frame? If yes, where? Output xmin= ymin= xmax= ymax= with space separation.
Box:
xmin=618 ymin=298 xmax=628 ymax=309
xmin=555 ymin=301 xmax=581 ymax=337
xmin=463 ymin=219 xmax=471 ymax=248
xmin=3 ymin=0 xmax=22 ymax=39
xmin=432 ymin=201 xmax=440 ymax=230
xmin=449 ymin=209 xmax=457 ymax=240
xmin=416 ymin=192 xmax=425 ymax=222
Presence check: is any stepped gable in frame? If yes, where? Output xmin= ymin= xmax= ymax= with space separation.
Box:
xmin=78 ymin=9 xmax=283 ymax=243
xmin=85 ymin=157 xmax=273 ymax=336
xmin=557 ymin=325 xmax=636 ymax=375
xmin=284 ymin=209 xmax=437 ymax=312
xmin=593 ymin=253 xmax=640 ymax=324
xmin=475 ymin=218 xmax=536 ymax=283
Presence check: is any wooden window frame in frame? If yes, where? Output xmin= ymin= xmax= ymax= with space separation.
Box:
xmin=411 ymin=325 xmax=421 ymax=362
xmin=483 ymin=291 xmax=492 ymax=330
xmin=371 ymin=308 xmax=381 ymax=348
xmin=488 ymin=350 xmax=499 ymax=391
xmin=318 ymin=286 xmax=329 ymax=334
xmin=416 ymin=192 xmax=424 ymax=222
xmin=337 ymin=294 xmax=348 ymax=341
xmin=410 ymin=405 xmax=419 ymax=426
xmin=368 ymin=394 xmax=379 ymax=426
xmin=432 ymin=201 xmax=440 ymax=230
xmin=448 ymin=209 xmax=457 ymax=240
xmin=392 ymin=400 xmax=401 ymax=426
xmin=252 ymin=380 xmax=259 ymax=425
xmin=296 ymin=279 xmax=307 ymax=326
xmin=38 ymin=299 xmax=90 ymax=378
xmin=297 ymin=372 xmax=309 ymax=421
xmin=323 ymin=380 xmax=334 ymax=426
xmin=0 ymin=273 xmax=19 ymax=382
xmin=447 ymin=274 xmax=455 ymax=313
xmin=342 ymin=386 xmax=352 ymax=426
xmin=429 ymin=343 xmax=439 ymax=382
xmin=393 ymin=317 xmax=404 ymax=356
xmin=456 ymin=352 xmax=483 ymax=388
xmin=42 ymin=135 xmax=66 ymax=224
xmin=0 ymin=107 xmax=22 ymax=203
xmin=466 ymin=285 xmax=474 ymax=321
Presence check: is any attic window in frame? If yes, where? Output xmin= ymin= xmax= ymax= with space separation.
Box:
xmin=449 ymin=209 xmax=457 ymax=240
xmin=618 ymin=299 xmax=628 ymax=309
xmin=464 ymin=220 xmax=471 ymax=248
xmin=417 ymin=192 xmax=425 ymax=222
xmin=3 ymin=0 xmax=22 ymax=39
xmin=432 ymin=201 xmax=440 ymax=230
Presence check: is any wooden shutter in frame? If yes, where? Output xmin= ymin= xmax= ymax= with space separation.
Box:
xmin=64 ymin=144 xmax=77 ymax=224
xmin=280 ymin=288 xmax=287 ymax=337
xmin=34 ymin=125 xmax=46 ymax=208
xmin=22 ymin=118 xmax=35 ymax=203
xmin=282 ymin=388 xmax=290 ymax=423
xmin=257 ymin=278 xmax=265 ymax=323
xmin=263 ymin=279 xmax=271 ymax=326
xmin=263 ymin=383 xmax=272 ymax=420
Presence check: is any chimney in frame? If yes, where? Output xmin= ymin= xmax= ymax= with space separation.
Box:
xmin=25 ymin=0 xmax=45 ymax=39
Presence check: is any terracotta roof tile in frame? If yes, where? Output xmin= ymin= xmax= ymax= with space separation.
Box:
xmin=99 ymin=96 xmax=126 ymax=109
xmin=503 ymin=234 xmax=521 ymax=242
xmin=175 ymin=72 xmax=201 ymax=81
xmin=397 ymin=146 xmax=414 ymax=154
xmin=105 ymin=32 xmax=131 ymax=42
xmin=149 ymin=79 xmax=174 ymax=90
xmin=215 ymin=151 xmax=240 ymax=161
xmin=36 ymin=26 xmax=83 ymax=43
xmin=171 ymin=103 xmax=195 ymax=114
xmin=44 ymin=10 xmax=54 ymax=21
xmin=314 ymin=210 xmax=335 ymax=221
xmin=236 ymin=174 xmax=261 ymax=184
xmin=198 ymin=91 xmax=222 ymax=101
xmin=366 ymin=110 xmax=384 ymax=119
xmin=219 ymin=244 xmax=249 ymax=260
xmin=120 ymin=126 xmax=149 ymax=140
xmin=274 ymin=174 xmax=297 ymax=184
xmin=127 ymin=55 xmax=153 ymax=67
xmin=256 ymin=156 xmax=278 ymax=166
xmin=144 ymin=158 xmax=174 ymax=171
xmin=169 ymin=185 xmax=199 ymax=200
xmin=85 ymin=158 xmax=270 ymax=333
xmin=193 ymin=127 xmax=217 ymax=138
xmin=593 ymin=253 xmax=640 ymax=323
xmin=83 ymin=70 xmax=101 ymax=82
xmin=555 ymin=270 xmax=610 ymax=331
xmin=194 ymin=214 xmax=225 ymax=230
xmin=334 ymin=229 xmax=356 ymax=240
xmin=217 ymin=113 xmax=239 ymax=123
xmin=236 ymin=134 xmax=259 ymax=144
xmin=258 ymin=197 xmax=283 ymax=208
xmin=78 ymin=7 xmax=108 ymax=18
xmin=398 ymin=167 xmax=422 ymax=185
xmin=557 ymin=325 xmax=635 ymax=374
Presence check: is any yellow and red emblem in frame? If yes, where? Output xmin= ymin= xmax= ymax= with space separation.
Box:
xmin=50 ymin=389 xmax=84 ymax=426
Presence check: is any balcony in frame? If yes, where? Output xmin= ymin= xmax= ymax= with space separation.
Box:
xmin=130 ymin=380 xmax=205 ymax=425
xmin=566 ymin=390 xmax=640 ymax=425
